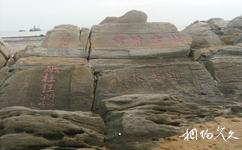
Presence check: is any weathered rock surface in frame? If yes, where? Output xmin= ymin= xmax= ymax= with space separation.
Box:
xmin=14 ymin=46 xmax=88 ymax=60
xmin=0 ymin=39 xmax=9 ymax=69
xmin=222 ymin=16 xmax=242 ymax=44
xmin=100 ymin=10 xmax=147 ymax=24
xmin=100 ymin=17 xmax=119 ymax=24
xmin=90 ymin=23 xmax=191 ymax=59
xmin=206 ymin=46 xmax=242 ymax=99
xmin=90 ymin=58 xmax=191 ymax=72
xmin=0 ymin=106 xmax=104 ymax=150
xmin=237 ymin=43 xmax=242 ymax=47
xmin=182 ymin=21 xmax=223 ymax=49
xmin=98 ymin=94 xmax=224 ymax=150
xmin=207 ymin=18 xmax=227 ymax=35
xmin=42 ymin=25 xmax=89 ymax=57
xmin=95 ymin=61 xmax=222 ymax=103
xmin=234 ymin=33 xmax=242 ymax=44
xmin=0 ymin=57 xmax=94 ymax=111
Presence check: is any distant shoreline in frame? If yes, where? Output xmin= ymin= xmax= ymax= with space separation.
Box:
xmin=2 ymin=35 xmax=45 ymax=39
xmin=0 ymin=30 xmax=47 ymax=39
xmin=2 ymin=35 xmax=45 ymax=54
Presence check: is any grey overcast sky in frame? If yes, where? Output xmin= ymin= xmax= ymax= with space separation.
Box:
xmin=0 ymin=0 xmax=242 ymax=31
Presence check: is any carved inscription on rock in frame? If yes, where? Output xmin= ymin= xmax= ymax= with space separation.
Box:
xmin=38 ymin=66 xmax=62 ymax=107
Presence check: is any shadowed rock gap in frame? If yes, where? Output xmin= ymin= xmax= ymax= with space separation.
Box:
xmin=91 ymin=71 xmax=99 ymax=111
xmin=0 ymin=50 xmax=8 ymax=62
xmin=87 ymin=28 xmax=93 ymax=61
xmin=68 ymin=69 xmax=72 ymax=110
xmin=204 ymin=60 xmax=218 ymax=81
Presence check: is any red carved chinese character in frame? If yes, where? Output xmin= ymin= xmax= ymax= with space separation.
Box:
xmin=39 ymin=66 xmax=61 ymax=107
xmin=46 ymin=66 xmax=61 ymax=73
xmin=130 ymin=35 xmax=143 ymax=46
xmin=166 ymin=71 xmax=182 ymax=80
xmin=41 ymin=73 xmax=49 ymax=82
xmin=149 ymin=72 xmax=163 ymax=81
xmin=46 ymin=74 xmax=56 ymax=83
xmin=132 ymin=71 xmax=144 ymax=82
xmin=112 ymin=35 xmax=125 ymax=46
xmin=170 ymin=34 xmax=183 ymax=43
xmin=151 ymin=35 xmax=163 ymax=43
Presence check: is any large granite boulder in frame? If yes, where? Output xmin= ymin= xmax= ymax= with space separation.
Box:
xmin=182 ymin=21 xmax=223 ymax=49
xmin=222 ymin=16 xmax=242 ymax=44
xmin=100 ymin=10 xmax=147 ymax=24
xmin=90 ymin=22 xmax=191 ymax=59
xmin=118 ymin=10 xmax=147 ymax=23
xmin=207 ymin=18 xmax=228 ymax=35
xmin=94 ymin=61 xmax=222 ymax=108
xmin=98 ymin=94 xmax=224 ymax=150
xmin=42 ymin=25 xmax=90 ymax=55
xmin=92 ymin=59 xmax=227 ymax=150
xmin=0 ymin=106 xmax=104 ymax=150
xmin=0 ymin=57 xmax=94 ymax=111
xmin=206 ymin=46 xmax=242 ymax=99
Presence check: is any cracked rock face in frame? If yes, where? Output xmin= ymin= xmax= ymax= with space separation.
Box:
xmin=93 ymin=61 xmax=226 ymax=149
xmin=0 ymin=57 xmax=94 ymax=111
xmin=206 ymin=46 xmax=242 ymax=99
xmin=0 ymin=106 xmax=104 ymax=150
xmin=98 ymin=94 xmax=225 ymax=150
xmin=222 ymin=16 xmax=242 ymax=44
